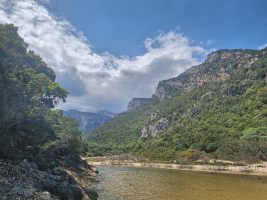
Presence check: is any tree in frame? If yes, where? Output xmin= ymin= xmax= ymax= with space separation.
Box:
xmin=0 ymin=24 xmax=81 ymax=161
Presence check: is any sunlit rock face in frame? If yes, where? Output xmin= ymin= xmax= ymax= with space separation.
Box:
xmin=155 ymin=49 xmax=262 ymax=101
xmin=141 ymin=118 xmax=169 ymax=138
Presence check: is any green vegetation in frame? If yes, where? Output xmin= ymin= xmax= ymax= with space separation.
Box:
xmin=0 ymin=24 xmax=83 ymax=166
xmin=88 ymin=49 xmax=267 ymax=162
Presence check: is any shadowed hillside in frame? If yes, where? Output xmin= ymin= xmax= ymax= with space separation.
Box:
xmin=0 ymin=24 xmax=97 ymax=200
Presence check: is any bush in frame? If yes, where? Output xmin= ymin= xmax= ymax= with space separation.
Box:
xmin=175 ymin=150 xmax=206 ymax=164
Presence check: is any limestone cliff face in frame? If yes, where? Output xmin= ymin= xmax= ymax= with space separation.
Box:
xmin=141 ymin=117 xmax=169 ymax=138
xmin=127 ymin=98 xmax=151 ymax=111
xmin=155 ymin=49 xmax=262 ymax=101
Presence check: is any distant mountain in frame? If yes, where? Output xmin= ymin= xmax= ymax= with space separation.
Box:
xmin=63 ymin=109 xmax=116 ymax=134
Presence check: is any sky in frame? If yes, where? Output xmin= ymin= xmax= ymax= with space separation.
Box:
xmin=0 ymin=0 xmax=267 ymax=112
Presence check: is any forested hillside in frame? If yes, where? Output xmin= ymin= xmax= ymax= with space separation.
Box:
xmin=88 ymin=49 xmax=267 ymax=162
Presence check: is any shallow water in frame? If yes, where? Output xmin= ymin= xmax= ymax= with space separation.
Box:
xmin=92 ymin=165 xmax=267 ymax=200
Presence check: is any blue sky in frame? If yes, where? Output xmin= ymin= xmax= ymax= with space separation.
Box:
xmin=48 ymin=0 xmax=267 ymax=56
xmin=0 ymin=0 xmax=267 ymax=112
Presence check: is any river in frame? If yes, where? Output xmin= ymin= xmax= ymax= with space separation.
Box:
xmin=91 ymin=165 xmax=267 ymax=200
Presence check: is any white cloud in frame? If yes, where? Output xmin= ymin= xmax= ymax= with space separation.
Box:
xmin=0 ymin=0 xmax=209 ymax=112
xmin=36 ymin=0 xmax=51 ymax=5
xmin=258 ymin=43 xmax=267 ymax=50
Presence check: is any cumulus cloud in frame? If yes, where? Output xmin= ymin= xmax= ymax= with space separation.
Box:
xmin=258 ymin=43 xmax=267 ymax=50
xmin=0 ymin=0 xmax=209 ymax=112
xmin=36 ymin=0 xmax=51 ymax=5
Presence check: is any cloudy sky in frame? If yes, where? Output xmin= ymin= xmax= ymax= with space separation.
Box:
xmin=0 ymin=0 xmax=266 ymax=112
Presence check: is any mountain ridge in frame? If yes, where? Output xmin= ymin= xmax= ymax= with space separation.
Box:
xmin=64 ymin=109 xmax=116 ymax=134
xmin=154 ymin=49 xmax=264 ymax=100
xmin=88 ymin=48 xmax=267 ymax=162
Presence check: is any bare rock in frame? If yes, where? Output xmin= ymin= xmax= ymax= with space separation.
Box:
xmin=39 ymin=191 xmax=53 ymax=200
xmin=10 ymin=186 xmax=35 ymax=198
xmin=141 ymin=118 xmax=169 ymax=137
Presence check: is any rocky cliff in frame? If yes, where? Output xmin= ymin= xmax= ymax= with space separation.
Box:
xmin=155 ymin=49 xmax=263 ymax=100
xmin=127 ymin=98 xmax=151 ymax=111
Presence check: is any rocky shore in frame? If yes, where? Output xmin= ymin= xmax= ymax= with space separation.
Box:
xmin=0 ymin=158 xmax=98 ymax=200
xmin=85 ymin=157 xmax=267 ymax=177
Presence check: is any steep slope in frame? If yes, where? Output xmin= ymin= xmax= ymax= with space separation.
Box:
xmin=64 ymin=109 xmax=115 ymax=133
xmin=155 ymin=49 xmax=260 ymax=100
xmin=88 ymin=48 xmax=267 ymax=162
xmin=127 ymin=98 xmax=151 ymax=111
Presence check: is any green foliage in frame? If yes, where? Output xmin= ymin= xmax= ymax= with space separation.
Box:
xmin=40 ymin=110 xmax=83 ymax=156
xmin=0 ymin=24 xmax=82 ymax=162
xmin=88 ymin=49 xmax=267 ymax=162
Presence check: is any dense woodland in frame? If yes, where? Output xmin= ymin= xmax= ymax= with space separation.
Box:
xmin=88 ymin=48 xmax=267 ymax=163
xmin=0 ymin=24 xmax=84 ymax=166
xmin=0 ymin=24 xmax=99 ymax=200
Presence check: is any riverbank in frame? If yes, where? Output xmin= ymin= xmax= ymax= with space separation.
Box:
xmin=83 ymin=157 xmax=267 ymax=177
xmin=0 ymin=157 xmax=99 ymax=200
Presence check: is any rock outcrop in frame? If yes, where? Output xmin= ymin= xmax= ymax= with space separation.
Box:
xmin=155 ymin=49 xmax=263 ymax=100
xmin=141 ymin=117 xmax=169 ymax=138
xmin=0 ymin=158 xmax=98 ymax=200
xmin=127 ymin=98 xmax=151 ymax=111
xmin=142 ymin=50 xmax=262 ymax=136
